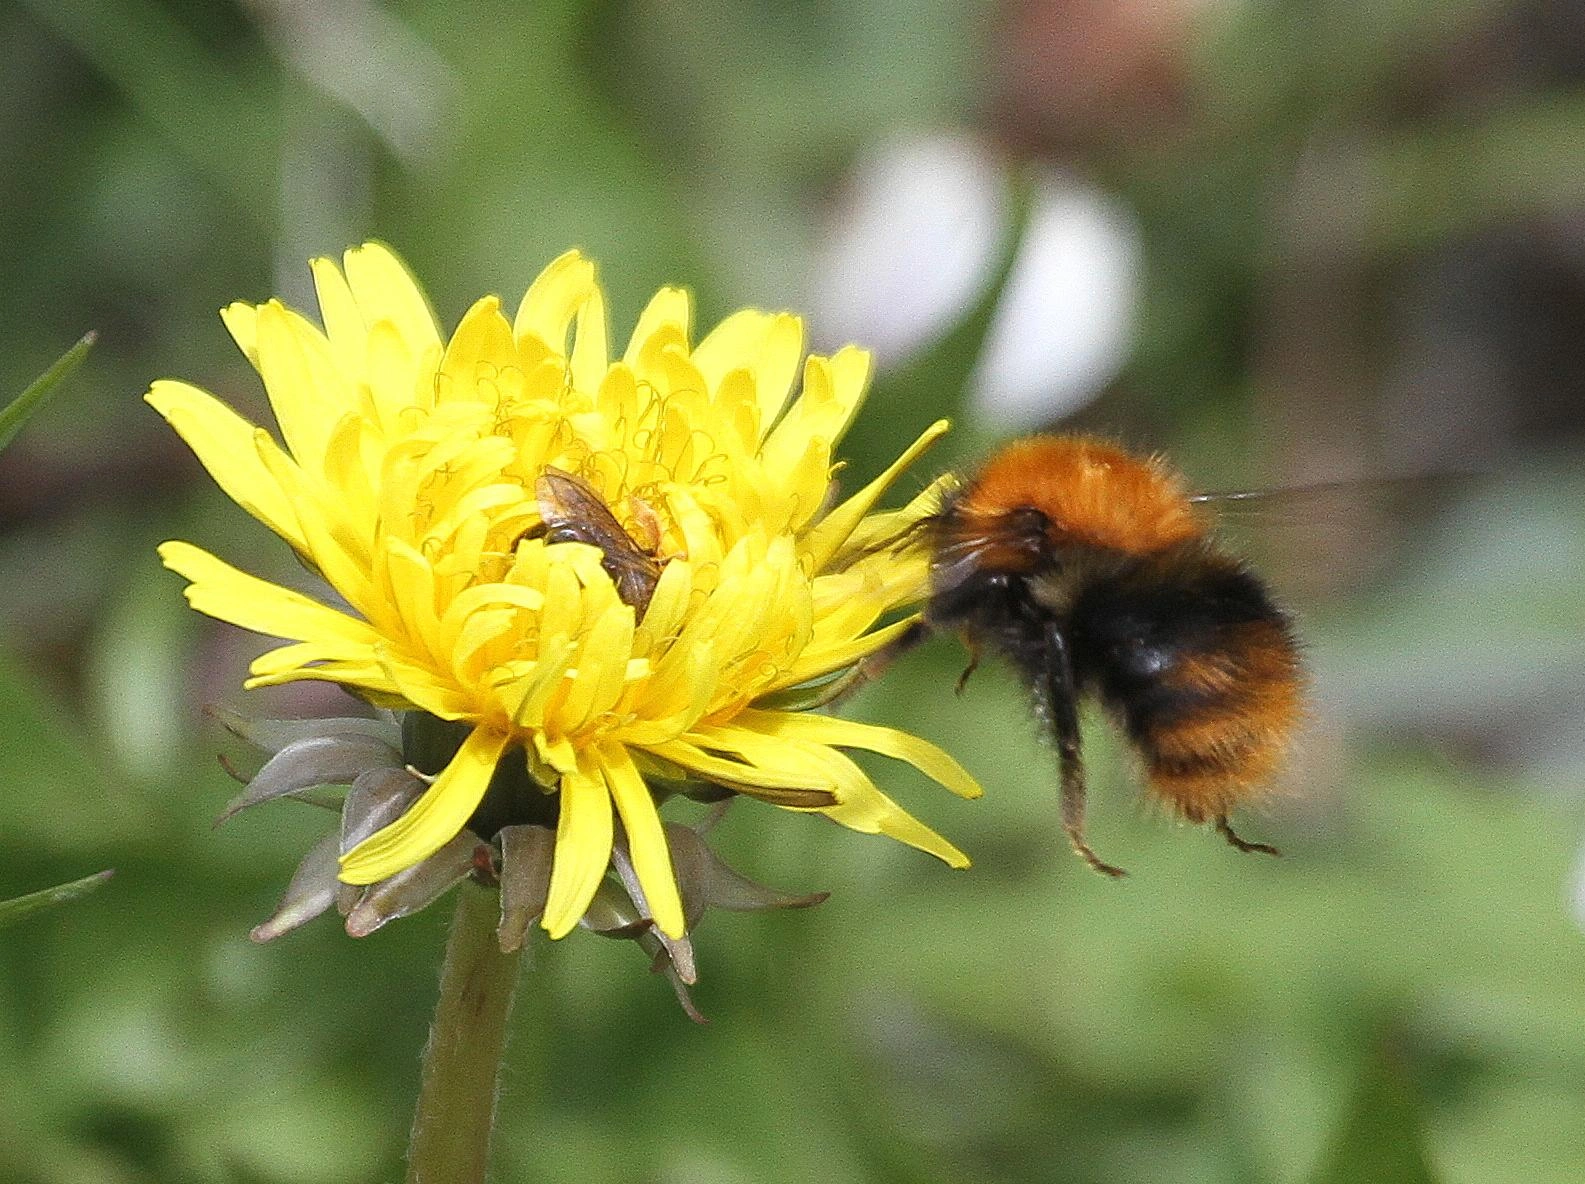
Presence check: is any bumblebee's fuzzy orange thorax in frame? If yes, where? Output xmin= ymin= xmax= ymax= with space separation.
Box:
xmin=956 ymin=436 xmax=1205 ymax=558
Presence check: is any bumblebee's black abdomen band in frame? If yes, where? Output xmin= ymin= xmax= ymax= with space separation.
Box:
xmin=1067 ymin=546 xmax=1303 ymax=821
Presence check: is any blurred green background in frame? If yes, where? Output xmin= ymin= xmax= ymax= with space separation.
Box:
xmin=5 ymin=1 xmax=1585 ymax=1181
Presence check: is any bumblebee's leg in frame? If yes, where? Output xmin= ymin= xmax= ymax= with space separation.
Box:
xmin=1043 ymin=624 xmax=1127 ymax=878
xmin=1214 ymin=814 xmax=1280 ymax=858
xmin=825 ymin=619 xmax=933 ymax=708
xmin=954 ymin=634 xmax=982 ymax=696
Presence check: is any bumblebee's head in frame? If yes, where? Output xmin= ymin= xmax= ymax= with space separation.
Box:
xmin=924 ymin=498 xmax=1053 ymax=622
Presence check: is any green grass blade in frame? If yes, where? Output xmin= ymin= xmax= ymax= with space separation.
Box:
xmin=0 ymin=869 xmax=114 ymax=931
xmin=0 ymin=331 xmax=96 ymax=453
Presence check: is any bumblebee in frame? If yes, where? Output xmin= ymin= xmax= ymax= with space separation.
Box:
xmin=866 ymin=435 xmax=1304 ymax=876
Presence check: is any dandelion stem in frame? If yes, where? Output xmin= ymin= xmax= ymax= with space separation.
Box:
xmin=406 ymin=883 xmax=523 ymax=1184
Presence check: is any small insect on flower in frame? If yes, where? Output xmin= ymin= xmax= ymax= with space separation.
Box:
xmin=859 ymin=435 xmax=1304 ymax=877
xmin=525 ymin=469 xmax=664 ymax=620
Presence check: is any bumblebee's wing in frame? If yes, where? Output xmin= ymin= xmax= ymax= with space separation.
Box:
xmin=1189 ymin=472 xmax=1479 ymax=522
xmin=1190 ymin=471 xmax=1482 ymax=601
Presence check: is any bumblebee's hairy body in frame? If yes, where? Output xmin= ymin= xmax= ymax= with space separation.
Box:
xmin=876 ymin=435 xmax=1303 ymax=875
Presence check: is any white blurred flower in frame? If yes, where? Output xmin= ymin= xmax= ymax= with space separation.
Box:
xmin=809 ymin=131 xmax=1142 ymax=429
xmin=811 ymin=132 xmax=1007 ymax=367
xmin=969 ymin=176 xmax=1141 ymax=427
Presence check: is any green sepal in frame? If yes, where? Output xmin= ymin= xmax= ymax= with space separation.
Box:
xmin=750 ymin=667 xmax=864 ymax=713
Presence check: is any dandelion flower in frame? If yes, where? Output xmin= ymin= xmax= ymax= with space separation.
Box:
xmin=153 ymin=244 xmax=980 ymax=946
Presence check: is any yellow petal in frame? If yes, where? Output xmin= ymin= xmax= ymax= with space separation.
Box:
xmin=438 ymin=296 xmax=516 ymax=406
xmin=693 ymin=310 xmax=803 ymax=433
xmin=825 ymin=345 xmax=873 ymax=430
xmin=774 ymin=435 xmax=834 ymax=535
xmin=145 ymin=381 xmax=305 ymax=550
xmin=310 ymin=255 xmax=364 ymax=382
xmin=244 ymin=651 xmax=401 ymax=699
xmin=602 ymin=743 xmax=685 ymax=938
xmin=220 ymin=302 xmax=260 ymax=370
xmin=632 ymin=557 xmax=695 ymax=657
xmin=343 ymin=242 xmax=442 ymax=353
xmin=158 ymin=541 xmax=376 ymax=646
xmin=833 ymin=471 xmax=956 ymax=564
xmin=542 ymin=753 xmax=614 ymax=938
xmin=365 ymin=318 xmax=427 ymax=421
xmin=252 ymin=432 xmax=375 ymax=615
xmin=760 ymin=347 xmax=873 ymax=474
xmin=569 ymin=283 xmax=609 ymax=394
xmin=508 ymin=635 xmax=577 ymax=729
xmin=624 ymin=286 xmax=691 ymax=365
xmin=736 ymin=709 xmax=983 ymax=799
xmin=253 ymin=301 xmax=355 ymax=471
xmin=775 ymin=614 xmax=918 ymax=686
xmin=248 ymin=638 xmax=383 ymax=675
xmin=801 ymin=418 xmax=950 ymax=570
xmin=319 ymin=412 xmax=380 ymax=537
xmin=556 ymin=601 xmax=635 ymax=731
xmin=686 ymin=724 xmax=968 ymax=866
xmin=377 ymin=648 xmax=478 ymax=721
xmin=810 ymin=743 xmax=970 ymax=868
xmin=378 ymin=537 xmax=444 ymax=654
xmin=339 ymin=727 xmax=509 ymax=884
xmin=514 ymin=249 xmax=597 ymax=354
xmin=644 ymin=737 xmax=835 ymax=795
xmin=535 ymin=731 xmax=580 ymax=776
xmin=438 ymin=582 xmax=547 ymax=664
